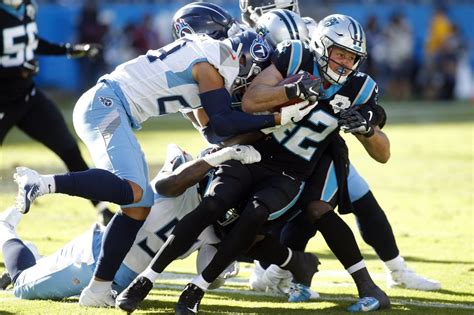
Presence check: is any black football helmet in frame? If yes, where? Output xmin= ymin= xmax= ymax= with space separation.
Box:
xmin=225 ymin=30 xmax=272 ymax=99
xmin=172 ymin=2 xmax=236 ymax=40
xmin=240 ymin=0 xmax=300 ymax=28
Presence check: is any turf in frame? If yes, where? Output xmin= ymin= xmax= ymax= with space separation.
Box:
xmin=0 ymin=100 xmax=473 ymax=314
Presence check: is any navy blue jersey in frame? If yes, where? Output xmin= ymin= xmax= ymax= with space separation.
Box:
xmin=0 ymin=1 xmax=68 ymax=103
xmin=255 ymin=39 xmax=382 ymax=180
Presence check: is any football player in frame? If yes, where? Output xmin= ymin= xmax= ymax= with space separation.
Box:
xmin=243 ymin=0 xmax=441 ymax=294
xmin=239 ymin=13 xmax=393 ymax=311
xmin=12 ymin=29 xmax=316 ymax=307
xmin=0 ymin=143 xmax=259 ymax=301
xmin=0 ymin=0 xmax=114 ymax=225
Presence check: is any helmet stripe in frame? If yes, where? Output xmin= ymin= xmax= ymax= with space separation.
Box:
xmin=272 ymin=10 xmax=298 ymax=40
xmin=282 ymin=9 xmax=300 ymax=39
xmin=347 ymin=16 xmax=359 ymax=45
xmin=287 ymin=41 xmax=303 ymax=77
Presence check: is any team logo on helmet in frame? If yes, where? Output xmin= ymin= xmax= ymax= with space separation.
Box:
xmin=250 ymin=35 xmax=270 ymax=62
xmin=174 ymin=18 xmax=195 ymax=38
xmin=324 ymin=16 xmax=339 ymax=27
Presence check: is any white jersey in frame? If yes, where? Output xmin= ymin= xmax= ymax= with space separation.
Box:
xmin=121 ymin=184 xmax=220 ymax=274
xmin=105 ymin=34 xmax=239 ymax=124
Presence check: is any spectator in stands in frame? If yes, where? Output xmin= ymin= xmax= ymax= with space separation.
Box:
xmin=383 ymin=12 xmax=414 ymax=99
xmin=363 ymin=15 xmax=386 ymax=86
xmin=131 ymin=14 xmax=162 ymax=55
xmin=77 ymin=1 xmax=109 ymax=90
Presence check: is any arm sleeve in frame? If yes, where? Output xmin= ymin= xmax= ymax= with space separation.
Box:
xmin=36 ymin=37 xmax=69 ymax=55
xmin=200 ymin=88 xmax=276 ymax=137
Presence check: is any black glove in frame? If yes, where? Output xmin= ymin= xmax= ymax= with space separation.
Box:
xmin=67 ymin=43 xmax=102 ymax=59
xmin=285 ymin=71 xmax=321 ymax=102
xmin=338 ymin=108 xmax=374 ymax=137
xmin=20 ymin=59 xmax=39 ymax=79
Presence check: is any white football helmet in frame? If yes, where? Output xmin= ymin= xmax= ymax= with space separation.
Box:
xmin=310 ymin=14 xmax=367 ymax=85
xmin=240 ymin=0 xmax=300 ymax=27
xmin=255 ymin=9 xmax=309 ymax=48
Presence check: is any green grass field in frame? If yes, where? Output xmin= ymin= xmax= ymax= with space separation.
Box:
xmin=0 ymin=100 xmax=473 ymax=314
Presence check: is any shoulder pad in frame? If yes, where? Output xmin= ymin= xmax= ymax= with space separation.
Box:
xmin=271 ymin=39 xmax=312 ymax=78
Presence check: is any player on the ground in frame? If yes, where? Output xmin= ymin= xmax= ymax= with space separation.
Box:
xmin=0 ymin=0 xmax=114 ymax=225
xmin=13 ymin=29 xmax=316 ymax=307
xmin=0 ymin=143 xmax=261 ymax=300
xmin=242 ymin=0 xmax=441 ymax=293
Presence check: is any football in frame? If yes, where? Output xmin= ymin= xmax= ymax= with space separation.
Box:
xmin=272 ymin=73 xmax=309 ymax=112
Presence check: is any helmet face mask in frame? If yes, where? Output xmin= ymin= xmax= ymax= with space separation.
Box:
xmin=225 ymin=31 xmax=271 ymax=101
xmin=310 ymin=14 xmax=367 ymax=85
xmin=240 ymin=0 xmax=300 ymax=27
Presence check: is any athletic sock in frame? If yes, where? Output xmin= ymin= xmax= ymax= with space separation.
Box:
xmin=2 ymin=239 xmax=36 ymax=283
xmin=191 ymin=274 xmax=211 ymax=291
xmin=349 ymin=266 xmax=377 ymax=298
xmin=353 ymin=191 xmax=399 ymax=261
xmin=384 ymin=255 xmax=406 ymax=271
xmin=94 ymin=212 xmax=144 ymax=280
xmin=54 ymin=169 xmax=135 ymax=205
xmin=315 ymin=211 xmax=363 ymax=269
xmin=140 ymin=267 xmax=161 ymax=283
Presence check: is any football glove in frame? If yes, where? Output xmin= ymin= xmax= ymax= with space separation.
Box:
xmin=280 ymin=100 xmax=316 ymax=125
xmin=203 ymin=145 xmax=261 ymax=166
xmin=285 ymin=72 xmax=321 ymax=102
xmin=20 ymin=60 xmax=39 ymax=79
xmin=67 ymin=43 xmax=102 ymax=59
xmin=338 ymin=108 xmax=374 ymax=137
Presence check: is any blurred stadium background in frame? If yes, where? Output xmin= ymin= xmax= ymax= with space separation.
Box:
xmin=31 ymin=0 xmax=474 ymax=102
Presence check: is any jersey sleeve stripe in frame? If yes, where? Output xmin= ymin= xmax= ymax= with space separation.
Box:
xmin=287 ymin=40 xmax=302 ymax=77
xmin=353 ymin=76 xmax=375 ymax=106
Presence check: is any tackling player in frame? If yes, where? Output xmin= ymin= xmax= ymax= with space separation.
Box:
xmin=12 ymin=29 xmax=317 ymax=307
xmin=0 ymin=143 xmax=259 ymax=301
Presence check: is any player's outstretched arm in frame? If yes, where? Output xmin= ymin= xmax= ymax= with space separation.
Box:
xmin=155 ymin=145 xmax=261 ymax=197
xmin=193 ymin=63 xmax=279 ymax=137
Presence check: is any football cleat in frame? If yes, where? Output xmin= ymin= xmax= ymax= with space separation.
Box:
xmin=0 ymin=271 xmax=12 ymax=290
xmin=248 ymin=261 xmax=266 ymax=292
xmin=13 ymin=167 xmax=46 ymax=214
xmin=287 ymin=282 xmax=312 ymax=302
xmin=175 ymin=283 xmax=205 ymax=315
xmin=116 ymin=276 xmax=153 ymax=313
xmin=347 ymin=297 xmax=380 ymax=313
xmin=261 ymin=264 xmax=293 ymax=295
xmin=388 ymin=267 xmax=441 ymax=291
xmin=79 ymin=286 xmax=117 ymax=307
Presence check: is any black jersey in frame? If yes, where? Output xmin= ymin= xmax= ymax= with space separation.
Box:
xmin=254 ymin=39 xmax=383 ymax=181
xmin=0 ymin=1 xmax=68 ymax=104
